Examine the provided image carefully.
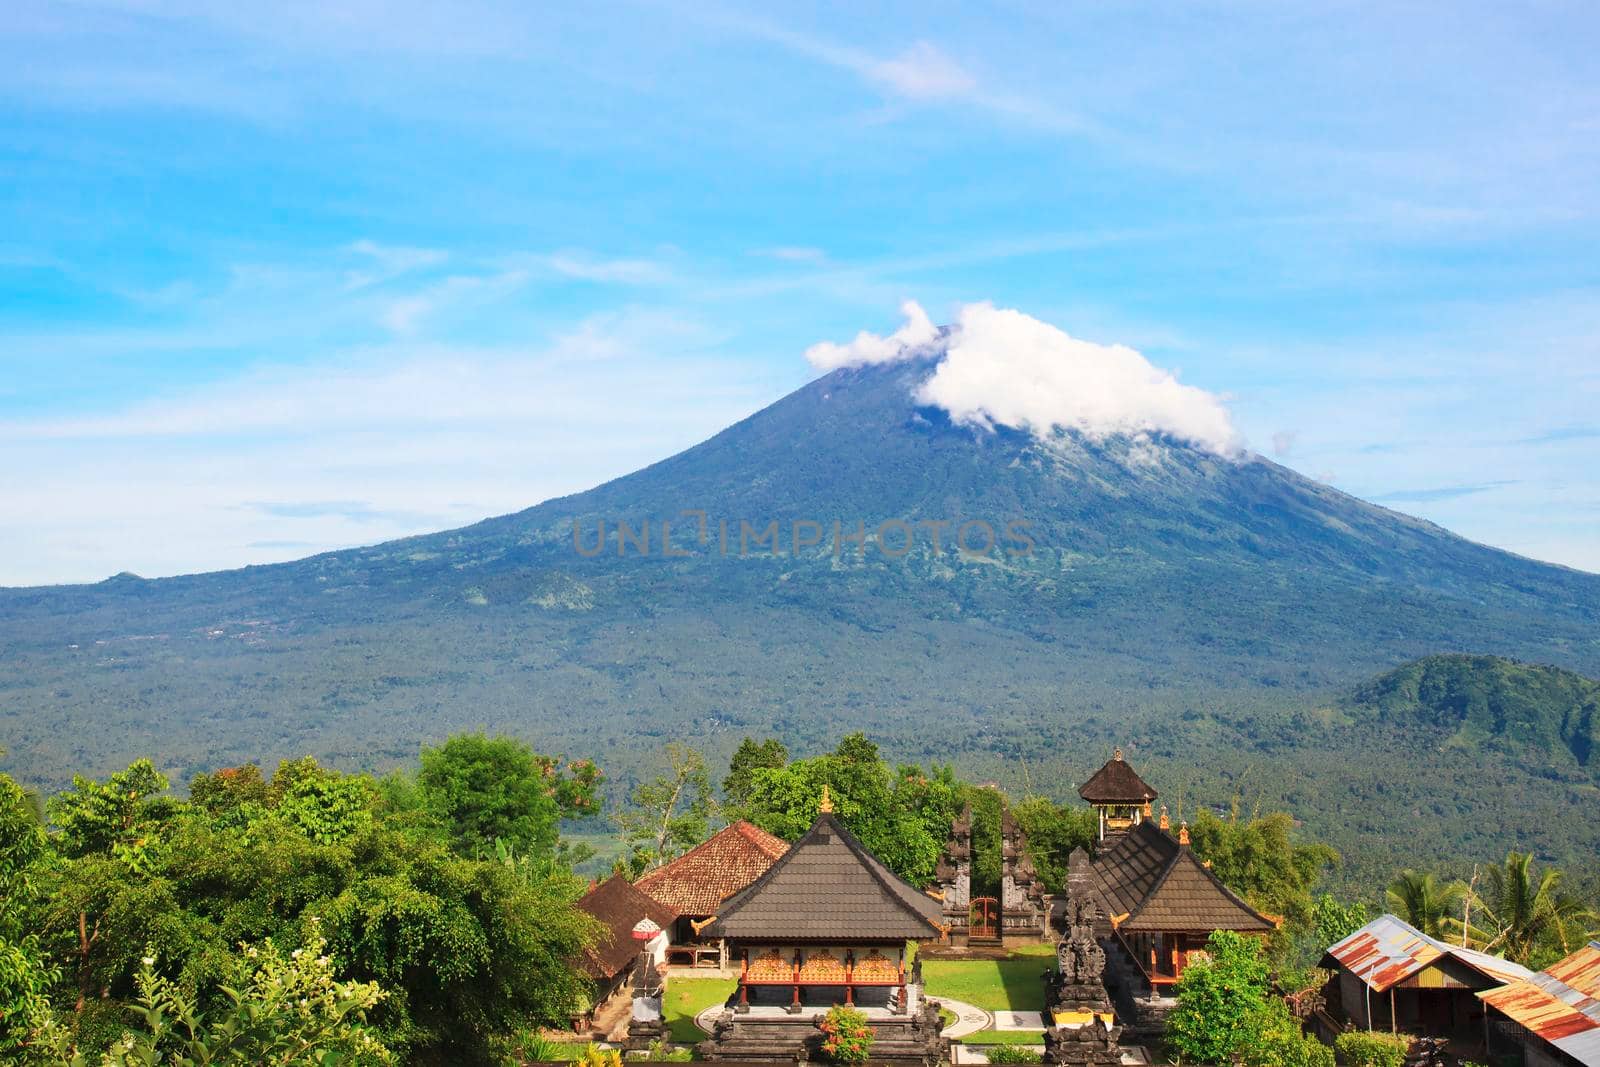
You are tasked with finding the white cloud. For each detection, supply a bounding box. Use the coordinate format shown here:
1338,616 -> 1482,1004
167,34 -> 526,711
804,299 -> 940,370
1271,430 -> 1297,457
867,41 -> 977,100
806,301 -> 1242,456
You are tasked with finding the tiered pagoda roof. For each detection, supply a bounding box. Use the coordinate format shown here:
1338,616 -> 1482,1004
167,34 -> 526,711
1078,748 -> 1157,805
706,811 -> 943,942
633,820 -> 789,917
1090,819 -> 1275,934
575,875 -> 679,980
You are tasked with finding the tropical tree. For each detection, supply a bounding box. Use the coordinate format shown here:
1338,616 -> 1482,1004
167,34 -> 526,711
1385,870 -> 1468,940
722,738 -> 787,807
1477,852 -> 1597,966
617,743 -> 718,873
418,734 -> 600,859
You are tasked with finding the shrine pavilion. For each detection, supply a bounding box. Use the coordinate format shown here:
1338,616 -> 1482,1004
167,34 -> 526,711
1089,810 -> 1276,991
696,788 -> 946,1064
1078,748 -> 1157,842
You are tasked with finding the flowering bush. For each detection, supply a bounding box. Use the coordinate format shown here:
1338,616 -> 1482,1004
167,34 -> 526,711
816,1004 -> 873,1065
81,920 -> 391,1066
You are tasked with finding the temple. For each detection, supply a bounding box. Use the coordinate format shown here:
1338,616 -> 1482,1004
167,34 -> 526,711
696,790 -> 946,1064
1078,748 -> 1157,842
633,820 -> 789,968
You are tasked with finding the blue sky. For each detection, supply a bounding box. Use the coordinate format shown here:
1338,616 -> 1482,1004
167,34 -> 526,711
1,0 -> 1597,585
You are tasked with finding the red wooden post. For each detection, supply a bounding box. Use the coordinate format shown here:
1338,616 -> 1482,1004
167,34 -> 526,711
739,950 -> 749,1007
792,954 -> 801,1008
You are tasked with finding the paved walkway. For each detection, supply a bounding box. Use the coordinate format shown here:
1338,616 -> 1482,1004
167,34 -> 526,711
992,1009 -> 1045,1030
928,997 -> 991,1038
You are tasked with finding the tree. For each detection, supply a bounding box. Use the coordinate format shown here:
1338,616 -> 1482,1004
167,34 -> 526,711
1386,870 -> 1468,940
1165,930 -> 1272,1064
1,772 -> 57,1056
1188,809 -> 1339,936
1010,796 -> 1095,894
418,735 -> 599,859
618,744 -> 717,871
1477,852 -> 1597,967
1312,892 -> 1370,947
723,738 -> 787,806
47,760 -> 170,860
1166,930 -> 1330,1066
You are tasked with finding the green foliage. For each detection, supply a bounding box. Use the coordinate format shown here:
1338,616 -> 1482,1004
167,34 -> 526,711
1347,653 -> 1598,770
816,1004 -> 872,1065
1476,851 -> 1598,967
418,734 -> 600,859
1385,870 -> 1467,940
1332,1030 -> 1409,1067
1166,931 -> 1301,1065
1,772 -> 58,1055
1009,796 -> 1095,894
1312,893 -> 1370,948
736,736 -> 959,885
723,738 -> 787,806
981,1044 -> 1043,1064
34,747 -> 602,1065
616,743 -> 717,873
45,923 -> 391,1066
1188,808 -> 1339,943
47,760 -> 170,860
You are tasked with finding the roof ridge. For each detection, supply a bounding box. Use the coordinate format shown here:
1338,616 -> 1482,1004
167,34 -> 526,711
635,820 -> 788,886
819,813 -> 943,931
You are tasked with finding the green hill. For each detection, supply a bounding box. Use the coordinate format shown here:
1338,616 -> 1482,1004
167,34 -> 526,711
1345,654 -> 1598,771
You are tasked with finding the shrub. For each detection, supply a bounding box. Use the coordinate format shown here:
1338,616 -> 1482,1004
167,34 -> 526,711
1333,1030 -> 1409,1067
817,1005 -> 873,1064
983,1045 -> 1043,1064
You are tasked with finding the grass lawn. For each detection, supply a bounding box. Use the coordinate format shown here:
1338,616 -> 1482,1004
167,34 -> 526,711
959,1030 -> 1048,1045
922,959 -> 1048,1012
663,977 -> 737,1043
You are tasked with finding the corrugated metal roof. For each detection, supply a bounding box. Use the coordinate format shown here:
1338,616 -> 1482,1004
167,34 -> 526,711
1481,942 -> 1600,1067
1323,914 -> 1533,993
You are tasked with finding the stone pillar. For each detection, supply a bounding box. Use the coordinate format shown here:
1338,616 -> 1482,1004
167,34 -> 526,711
934,804 -> 972,946
1001,808 -> 1045,945
1043,877 -> 1123,1066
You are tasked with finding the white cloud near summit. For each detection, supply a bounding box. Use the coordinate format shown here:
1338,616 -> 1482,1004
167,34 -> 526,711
807,301 -> 1242,456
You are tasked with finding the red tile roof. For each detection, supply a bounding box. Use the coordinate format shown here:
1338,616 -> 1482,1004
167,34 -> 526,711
576,875 -> 679,980
633,820 -> 789,917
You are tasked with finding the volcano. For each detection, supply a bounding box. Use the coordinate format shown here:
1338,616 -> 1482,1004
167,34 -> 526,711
3,354 -> 1598,887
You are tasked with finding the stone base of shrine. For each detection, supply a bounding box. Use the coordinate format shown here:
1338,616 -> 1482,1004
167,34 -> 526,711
696,997 -> 945,1065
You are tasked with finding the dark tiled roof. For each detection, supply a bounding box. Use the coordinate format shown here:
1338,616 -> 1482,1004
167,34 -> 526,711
1091,820 -> 1177,918
706,813 -> 943,942
1090,820 -> 1275,933
1078,752 -> 1157,804
634,821 -> 789,917
576,875 -> 679,980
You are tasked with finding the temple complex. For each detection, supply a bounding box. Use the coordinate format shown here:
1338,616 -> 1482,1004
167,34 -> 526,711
695,790 -> 946,1064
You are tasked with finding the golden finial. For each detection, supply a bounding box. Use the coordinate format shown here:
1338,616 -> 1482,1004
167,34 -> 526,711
1159,805 -> 1170,831
1142,800 -> 1152,817
819,784 -> 833,813
1178,822 -> 1190,846
1113,747 -> 1123,760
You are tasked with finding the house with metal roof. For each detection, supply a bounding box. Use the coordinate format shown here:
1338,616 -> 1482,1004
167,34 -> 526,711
1321,913 -> 1534,1052
1479,940 -> 1600,1067
695,790 -> 946,1064
1079,748 -> 1157,842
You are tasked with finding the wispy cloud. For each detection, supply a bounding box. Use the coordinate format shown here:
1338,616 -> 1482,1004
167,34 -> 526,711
1371,481 -> 1518,504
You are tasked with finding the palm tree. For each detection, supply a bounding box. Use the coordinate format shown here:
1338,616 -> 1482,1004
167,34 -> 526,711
1478,852 -> 1597,965
1386,870 -> 1468,939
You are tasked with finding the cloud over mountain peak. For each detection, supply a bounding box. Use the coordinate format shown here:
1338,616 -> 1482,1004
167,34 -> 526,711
806,301 -> 1242,456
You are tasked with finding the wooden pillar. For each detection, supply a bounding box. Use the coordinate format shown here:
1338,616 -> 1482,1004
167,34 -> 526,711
845,951 -> 854,1006
1390,988 -> 1397,1034
792,951 -> 801,1010
739,950 -> 749,1007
